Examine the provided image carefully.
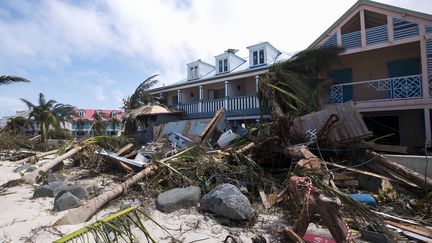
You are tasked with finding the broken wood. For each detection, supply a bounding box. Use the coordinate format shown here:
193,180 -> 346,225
279,176 -> 351,243
200,108 -> 225,144
372,143 -> 407,154
385,220 -> 432,238
236,142 -> 255,154
258,186 -> 270,209
368,150 -> 432,189
327,162 -> 398,183
277,227 -> 305,242
15,149 -> 58,164
54,147 -> 195,225
123,149 -> 139,159
115,143 -> 134,156
22,146 -> 82,184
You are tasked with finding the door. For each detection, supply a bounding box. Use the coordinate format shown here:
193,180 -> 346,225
330,69 -> 353,102
388,58 -> 421,98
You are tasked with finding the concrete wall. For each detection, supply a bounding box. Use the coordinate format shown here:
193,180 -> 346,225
383,154 -> 432,179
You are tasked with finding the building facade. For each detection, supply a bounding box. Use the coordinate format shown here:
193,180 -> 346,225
69,109 -> 123,136
311,0 -> 432,153
149,42 -> 290,127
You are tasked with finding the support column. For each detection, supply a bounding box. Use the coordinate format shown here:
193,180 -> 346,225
177,89 -> 182,109
336,28 -> 342,47
255,75 -> 260,109
198,85 -> 203,113
387,15 -> 394,43
224,81 -> 230,110
425,108 -> 431,143
420,26 -> 429,99
360,8 -> 366,48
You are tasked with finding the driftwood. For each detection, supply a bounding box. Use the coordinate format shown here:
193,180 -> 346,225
116,143 -> 133,156
285,145 -> 327,174
54,147 -> 195,225
368,150 -> 432,189
279,176 -> 351,243
277,226 -> 305,242
15,149 -> 58,164
200,108 -> 225,144
22,147 -> 82,184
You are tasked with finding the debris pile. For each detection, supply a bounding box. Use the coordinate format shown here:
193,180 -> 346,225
2,104 -> 432,242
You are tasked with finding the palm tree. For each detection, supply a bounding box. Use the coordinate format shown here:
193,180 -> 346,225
109,116 -> 120,135
20,93 -> 74,143
259,47 -> 343,117
91,110 -> 108,136
122,74 -> 159,111
123,75 -> 159,135
0,75 -> 30,85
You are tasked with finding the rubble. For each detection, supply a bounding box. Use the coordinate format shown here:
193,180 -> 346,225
54,192 -> 82,212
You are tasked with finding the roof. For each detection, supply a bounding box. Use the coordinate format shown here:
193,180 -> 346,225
124,103 -> 183,119
150,50 -> 292,93
73,109 -> 123,121
308,0 -> 432,49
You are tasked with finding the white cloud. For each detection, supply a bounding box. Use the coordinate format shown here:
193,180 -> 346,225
112,89 -> 125,105
0,96 -> 27,117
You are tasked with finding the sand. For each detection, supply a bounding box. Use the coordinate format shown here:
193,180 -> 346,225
0,159 -> 288,242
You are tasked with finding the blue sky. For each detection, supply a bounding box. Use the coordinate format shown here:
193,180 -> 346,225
0,0 -> 431,117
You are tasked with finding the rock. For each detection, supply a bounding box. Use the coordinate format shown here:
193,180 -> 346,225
33,181 -> 66,198
48,161 -> 64,173
54,184 -> 88,200
14,164 -> 36,173
54,192 -> 82,211
156,186 -> 201,213
200,184 -> 253,221
43,174 -> 67,184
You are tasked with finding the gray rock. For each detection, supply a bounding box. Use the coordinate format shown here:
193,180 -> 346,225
54,192 -> 82,211
54,184 -> 88,200
14,164 -> 32,173
43,174 -> 67,184
156,186 -> 201,213
33,181 -> 66,198
200,184 -> 253,221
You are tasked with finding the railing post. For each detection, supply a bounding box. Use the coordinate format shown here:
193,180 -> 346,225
198,85 -> 203,113
224,81 -> 230,110
177,89 -> 182,109
255,75 -> 260,109
360,8 -> 366,48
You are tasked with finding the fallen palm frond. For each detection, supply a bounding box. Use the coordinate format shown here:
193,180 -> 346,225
0,132 -> 34,151
54,206 -> 171,243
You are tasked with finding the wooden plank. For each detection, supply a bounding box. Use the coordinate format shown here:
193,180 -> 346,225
372,143 -> 407,154
258,186 -> 270,209
333,173 -> 355,181
385,220 -> 432,238
334,180 -> 358,187
200,108 -> 226,144
116,143 -> 134,156
327,162 -> 399,182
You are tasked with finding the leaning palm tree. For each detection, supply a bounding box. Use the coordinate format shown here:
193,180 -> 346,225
0,75 -> 30,85
91,110 -> 108,136
259,47 -> 343,117
20,93 -> 74,143
123,75 -> 159,135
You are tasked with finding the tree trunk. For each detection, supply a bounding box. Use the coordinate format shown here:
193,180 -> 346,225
15,149 -> 58,164
54,163 -> 159,226
22,146 -> 82,184
368,150 -> 432,189
54,146 -> 195,225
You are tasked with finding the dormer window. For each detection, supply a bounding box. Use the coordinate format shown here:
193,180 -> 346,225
78,110 -> 85,117
189,66 -> 199,79
218,59 -> 228,73
252,49 -> 265,66
187,60 -> 215,81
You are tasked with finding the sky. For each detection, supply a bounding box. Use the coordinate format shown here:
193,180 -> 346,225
0,0 -> 431,117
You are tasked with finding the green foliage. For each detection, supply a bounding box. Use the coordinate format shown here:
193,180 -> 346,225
20,93 -> 75,143
0,132 -> 34,151
54,206 -> 170,243
123,75 -> 159,111
48,128 -> 73,140
259,47 -> 343,116
0,75 -> 30,85
1,116 -> 28,134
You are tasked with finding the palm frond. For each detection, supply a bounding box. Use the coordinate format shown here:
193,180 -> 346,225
0,76 -> 30,85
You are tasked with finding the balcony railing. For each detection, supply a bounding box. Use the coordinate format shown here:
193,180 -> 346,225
229,95 -> 259,111
202,98 -> 224,113
178,102 -> 199,114
326,74 -> 422,104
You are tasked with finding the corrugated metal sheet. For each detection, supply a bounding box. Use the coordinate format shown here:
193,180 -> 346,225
293,101 -> 371,143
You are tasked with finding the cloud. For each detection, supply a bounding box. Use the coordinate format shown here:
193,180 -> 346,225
112,89 -> 125,104
0,96 -> 26,117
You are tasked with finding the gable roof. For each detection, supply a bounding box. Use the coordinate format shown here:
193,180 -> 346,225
308,0 -> 432,49
72,109 -> 123,121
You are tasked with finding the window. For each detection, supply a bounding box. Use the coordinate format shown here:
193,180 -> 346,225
78,110 -> 85,117
252,49 -> 265,66
111,111 -> 117,118
218,58 -> 229,73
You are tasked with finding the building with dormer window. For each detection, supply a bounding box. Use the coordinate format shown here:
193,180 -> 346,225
149,42 -> 290,125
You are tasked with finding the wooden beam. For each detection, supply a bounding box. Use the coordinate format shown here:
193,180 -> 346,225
116,143 -> 134,156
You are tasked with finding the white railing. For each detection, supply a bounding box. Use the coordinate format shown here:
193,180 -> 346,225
202,98 -> 224,113
229,95 -> 259,111
326,74 -> 422,104
178,102 -> 198,114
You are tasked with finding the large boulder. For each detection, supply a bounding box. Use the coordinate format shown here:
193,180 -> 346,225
33,181 -> 66,198
54,192 -> 82,211
54,184 -> 88,200
200,184 -> 253,221
156,186 -> 201,213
